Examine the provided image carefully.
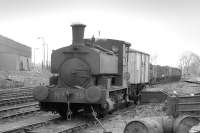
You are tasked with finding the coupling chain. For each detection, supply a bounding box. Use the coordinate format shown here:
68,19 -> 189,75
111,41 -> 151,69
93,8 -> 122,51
66,90 -> 72,120
91,106 -> 107,132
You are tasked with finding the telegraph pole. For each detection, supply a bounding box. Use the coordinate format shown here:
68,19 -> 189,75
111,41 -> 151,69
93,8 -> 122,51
34,48 -> 39,67
37,37 -> 46,69
46,42 -> 49,68
98,30 -> 101,37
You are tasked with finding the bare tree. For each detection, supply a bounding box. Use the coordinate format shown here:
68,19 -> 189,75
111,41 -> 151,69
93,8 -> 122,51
178,51 -> 200,77
150,54 -> 158,65
189,53 -> 200,75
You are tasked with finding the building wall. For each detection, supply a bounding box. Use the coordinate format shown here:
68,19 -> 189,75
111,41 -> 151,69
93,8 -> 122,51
0,35 -> 31,71
18,56 -> 31,71
0,53 -> 18,71
0,53 -> 31,71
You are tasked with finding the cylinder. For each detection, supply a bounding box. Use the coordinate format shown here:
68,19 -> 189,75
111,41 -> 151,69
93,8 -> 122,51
71,23 -> 86,48
173,115 -> 199,133
123,117 -> 164,133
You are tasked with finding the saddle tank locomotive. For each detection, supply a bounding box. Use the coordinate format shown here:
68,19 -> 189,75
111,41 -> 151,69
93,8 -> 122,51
33,24 -> 133,118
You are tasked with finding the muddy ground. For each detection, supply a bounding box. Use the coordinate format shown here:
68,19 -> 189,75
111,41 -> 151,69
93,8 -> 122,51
82,81 -> 200,133
0,71 -> 200,132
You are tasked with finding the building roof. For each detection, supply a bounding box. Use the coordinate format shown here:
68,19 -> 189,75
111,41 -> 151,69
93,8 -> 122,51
0,35 -> 31,57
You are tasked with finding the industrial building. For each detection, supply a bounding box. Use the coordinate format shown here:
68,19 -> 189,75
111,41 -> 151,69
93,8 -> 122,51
0,35 -> 31,71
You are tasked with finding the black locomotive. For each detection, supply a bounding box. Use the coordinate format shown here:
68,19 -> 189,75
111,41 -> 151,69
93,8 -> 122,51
32,24 -> 181,118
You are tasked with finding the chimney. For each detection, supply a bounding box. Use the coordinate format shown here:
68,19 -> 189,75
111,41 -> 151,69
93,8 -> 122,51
71,23 -> 86,48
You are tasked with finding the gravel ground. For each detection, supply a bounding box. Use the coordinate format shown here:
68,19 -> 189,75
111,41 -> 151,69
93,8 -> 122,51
0,111 -> 51,124
81,103 -> 166,133
0,76 -> 199,132
151,81 -> 200,96
0,112 -> 59,133
82,81 -> 200,133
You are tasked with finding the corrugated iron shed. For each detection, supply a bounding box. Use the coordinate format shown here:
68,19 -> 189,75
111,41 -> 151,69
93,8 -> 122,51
0,35 -> 31,71
0,35 -> 31,57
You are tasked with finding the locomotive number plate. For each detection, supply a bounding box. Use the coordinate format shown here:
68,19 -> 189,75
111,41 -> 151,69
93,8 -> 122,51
75,93 -> 84,99
53,92 -> 62,100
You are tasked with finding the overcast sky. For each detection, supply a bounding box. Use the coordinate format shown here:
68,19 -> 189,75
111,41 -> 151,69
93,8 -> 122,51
0,0 -> 200,67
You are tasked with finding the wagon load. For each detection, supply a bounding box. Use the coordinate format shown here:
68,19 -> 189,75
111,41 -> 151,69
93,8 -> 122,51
166,95 -> 200,117
140,88 -> 168,103
149,64 -> 181,85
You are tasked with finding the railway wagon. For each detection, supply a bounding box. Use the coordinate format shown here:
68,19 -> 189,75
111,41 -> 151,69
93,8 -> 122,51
149,64 -> 181,84
127,49 -> 150,101
171,67 -> 181,81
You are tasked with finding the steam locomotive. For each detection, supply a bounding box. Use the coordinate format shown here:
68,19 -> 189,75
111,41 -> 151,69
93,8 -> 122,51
32,24 -> 150,118
32,24 -> 180,118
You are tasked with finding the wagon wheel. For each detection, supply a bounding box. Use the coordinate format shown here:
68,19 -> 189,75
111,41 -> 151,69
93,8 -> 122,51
136,93 -> 141,105
57,106 -> 78,119
57,109 -> 67,119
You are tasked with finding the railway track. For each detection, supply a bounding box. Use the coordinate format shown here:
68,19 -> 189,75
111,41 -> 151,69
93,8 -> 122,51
0,87 -> 33,94
28,118 -> 89,133
0,106 -> 40,120
0,87 -> 39,120
0,114 -> 91,133
0,86 -> 34,106
0,114 -> 60,133
0,102 -> 38,113
0,96 -> 35,106
0,87 -> 94,133
0,104 -> 133,133
0,92 -> 33,100
0,87 -> 33,100
0,101 -> 39,120
3,82 -> 198,132
0,90 -> 33,97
